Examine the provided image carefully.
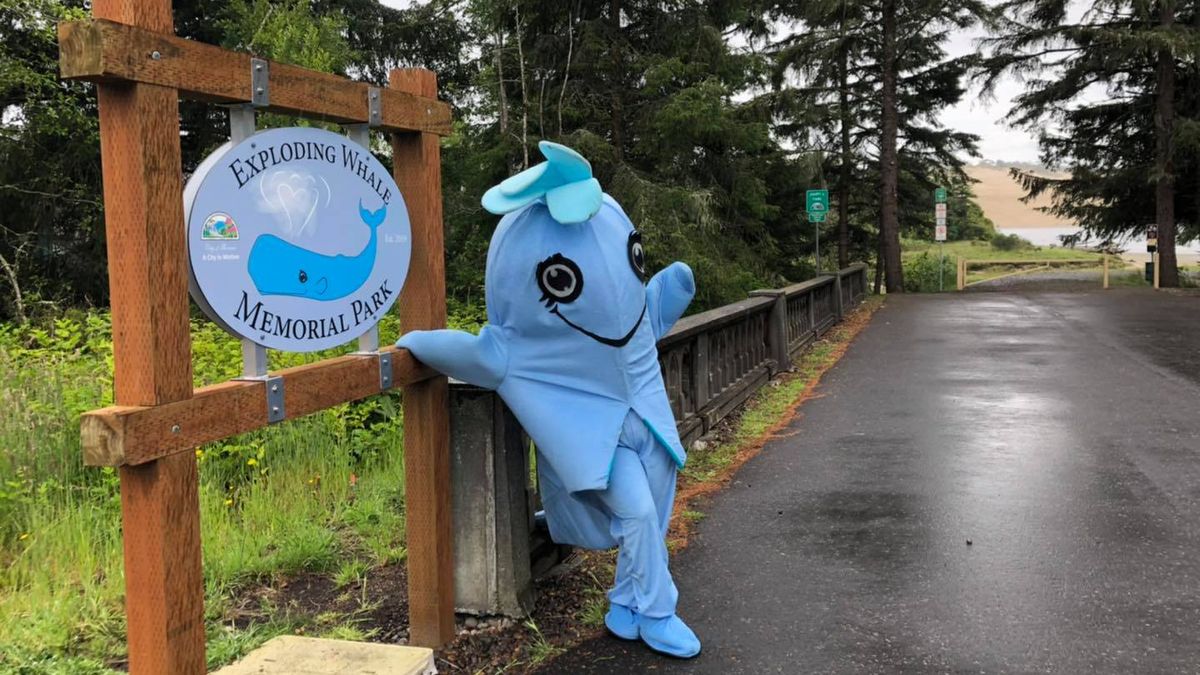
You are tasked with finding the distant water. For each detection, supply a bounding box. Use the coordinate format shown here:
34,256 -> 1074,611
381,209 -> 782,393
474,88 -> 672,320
999,226 -> 1200,255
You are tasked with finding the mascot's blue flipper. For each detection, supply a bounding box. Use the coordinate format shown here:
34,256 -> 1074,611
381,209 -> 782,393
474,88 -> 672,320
396,325 -> 508,391
646,262 -> 695,340
481,141 -> 602,224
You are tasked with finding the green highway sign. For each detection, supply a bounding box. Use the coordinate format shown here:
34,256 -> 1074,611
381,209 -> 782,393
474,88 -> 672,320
806,189 -> 829,217
934,186 -> 947,203
808,212 -> 826,223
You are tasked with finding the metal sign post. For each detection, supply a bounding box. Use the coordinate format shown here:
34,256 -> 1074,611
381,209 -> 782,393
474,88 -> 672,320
807,189 -> 829,273
1147,224 -> 1159,289
935,187 -> 947,291
815,219 -> 821,272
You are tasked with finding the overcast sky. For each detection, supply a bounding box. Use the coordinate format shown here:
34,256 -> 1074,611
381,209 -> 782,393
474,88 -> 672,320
943,27 -> 1041,164
379,0 -> 1043,164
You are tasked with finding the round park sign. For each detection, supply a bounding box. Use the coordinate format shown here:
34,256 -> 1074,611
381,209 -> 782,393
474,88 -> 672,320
184,127 -> 412,352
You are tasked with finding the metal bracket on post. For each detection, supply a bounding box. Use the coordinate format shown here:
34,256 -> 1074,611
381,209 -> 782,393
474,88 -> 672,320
379,351 -> 393,390
346,123 -> 370,149
265,376 -> 285,423
236,340 -> 285,424
250,58 -> 269,107
240,339 -> 268,379
368,87 -> 382,127
227,104 -> 256,143
357,326 -> 380,352
353,327 -> 393,392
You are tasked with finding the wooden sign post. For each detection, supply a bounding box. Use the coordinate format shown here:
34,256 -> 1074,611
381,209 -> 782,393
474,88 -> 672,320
59,1 -> 456,671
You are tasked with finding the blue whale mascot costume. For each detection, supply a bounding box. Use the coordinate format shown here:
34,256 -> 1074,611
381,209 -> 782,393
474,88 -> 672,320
398,141 -> 701,658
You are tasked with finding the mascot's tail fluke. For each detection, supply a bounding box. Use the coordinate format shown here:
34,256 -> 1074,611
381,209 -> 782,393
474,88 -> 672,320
481,141 -> 603,224
359,201 -> 387,229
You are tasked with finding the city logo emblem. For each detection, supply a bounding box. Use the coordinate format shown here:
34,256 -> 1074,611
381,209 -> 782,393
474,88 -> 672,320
201,212 -> 239,240
184,126 -> 412,352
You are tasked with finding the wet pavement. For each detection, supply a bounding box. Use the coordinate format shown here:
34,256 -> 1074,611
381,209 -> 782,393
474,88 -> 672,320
542,289 -> 1200,674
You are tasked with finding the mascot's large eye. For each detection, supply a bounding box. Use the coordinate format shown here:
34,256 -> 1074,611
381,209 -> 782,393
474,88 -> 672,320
535,253 -> 583,305
627,231 -> 646,280
298,270 -> 308,284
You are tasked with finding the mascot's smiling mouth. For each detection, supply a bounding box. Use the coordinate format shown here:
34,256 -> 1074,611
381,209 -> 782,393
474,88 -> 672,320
550,303 -> 646,348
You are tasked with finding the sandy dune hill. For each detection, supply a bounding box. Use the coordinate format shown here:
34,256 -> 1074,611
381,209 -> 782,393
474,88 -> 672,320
965,164 -> 1075,230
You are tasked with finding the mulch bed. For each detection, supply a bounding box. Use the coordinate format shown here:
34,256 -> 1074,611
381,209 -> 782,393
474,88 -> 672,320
229,550 -> 614,674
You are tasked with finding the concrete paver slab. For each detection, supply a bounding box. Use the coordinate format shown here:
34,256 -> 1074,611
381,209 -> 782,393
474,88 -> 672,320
214,636 -> 435,675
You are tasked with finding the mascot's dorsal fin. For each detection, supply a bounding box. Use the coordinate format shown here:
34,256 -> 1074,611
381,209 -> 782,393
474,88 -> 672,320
482,140 -> 603,224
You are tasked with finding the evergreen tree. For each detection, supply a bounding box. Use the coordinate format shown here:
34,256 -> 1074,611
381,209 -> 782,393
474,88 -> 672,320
981,0 -> 1200,286
448,0 -> 822,309
768,0 -> 988,292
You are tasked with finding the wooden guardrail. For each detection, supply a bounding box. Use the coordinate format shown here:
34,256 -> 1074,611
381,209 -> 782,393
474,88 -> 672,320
956,257 -> 1109,291
657,263 -> 868,445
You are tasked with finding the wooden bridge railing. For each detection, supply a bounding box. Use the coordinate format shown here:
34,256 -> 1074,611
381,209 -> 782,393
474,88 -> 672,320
657,263 -> 868,445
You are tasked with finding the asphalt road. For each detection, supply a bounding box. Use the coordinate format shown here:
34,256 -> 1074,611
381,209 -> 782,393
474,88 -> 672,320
542,289 -> 1200,674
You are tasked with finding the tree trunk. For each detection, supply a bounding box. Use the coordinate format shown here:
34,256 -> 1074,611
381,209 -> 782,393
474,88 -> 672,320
879,0 -> 903,292
514,3 -> 530,169
496,31 -> 509,136
0,248 -> 26,325
558,4 -> 576,137
1155,0 -> 1178,286
609,0 -> 625,161
873,221 -> 884,295
836,8 -> 851,270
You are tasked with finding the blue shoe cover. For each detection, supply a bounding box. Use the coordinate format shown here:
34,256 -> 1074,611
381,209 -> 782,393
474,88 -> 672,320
605,603 -> 639,640
637,614 -> 701,658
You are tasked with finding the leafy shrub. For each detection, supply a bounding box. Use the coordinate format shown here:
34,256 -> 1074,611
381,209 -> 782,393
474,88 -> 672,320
902,252 -> 956,293
990,232 -> 1033,252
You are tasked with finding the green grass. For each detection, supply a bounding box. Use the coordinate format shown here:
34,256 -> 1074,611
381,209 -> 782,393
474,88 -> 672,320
522,619 -> 565,666
902,238 -> 1101,262
0,305 -> 485,672
901,238 -> 1109,289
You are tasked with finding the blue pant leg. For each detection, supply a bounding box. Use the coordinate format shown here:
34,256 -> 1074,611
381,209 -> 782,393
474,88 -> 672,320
596,445 -> 679,619
637,420 -> 679,537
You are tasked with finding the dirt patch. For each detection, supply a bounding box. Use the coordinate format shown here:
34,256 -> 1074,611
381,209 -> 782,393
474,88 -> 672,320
229,564 -> 410,642
227,553 -> 611,673
435,553 -> 614,673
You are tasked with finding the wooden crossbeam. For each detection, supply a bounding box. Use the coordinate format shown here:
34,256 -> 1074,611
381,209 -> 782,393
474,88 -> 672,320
962,258 -> 1103,267
81,347 -> 436,467
58,18 -> 452,136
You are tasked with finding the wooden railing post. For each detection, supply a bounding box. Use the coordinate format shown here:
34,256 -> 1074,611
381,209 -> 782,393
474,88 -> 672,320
808,289 -> 817,339
833,272 -> 844,320
694,332 -> 711,413
390,68 -> 456,648
91,0 -> 205,672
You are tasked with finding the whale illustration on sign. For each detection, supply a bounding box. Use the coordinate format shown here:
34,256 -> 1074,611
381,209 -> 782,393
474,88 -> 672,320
246,201 -> 386,301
